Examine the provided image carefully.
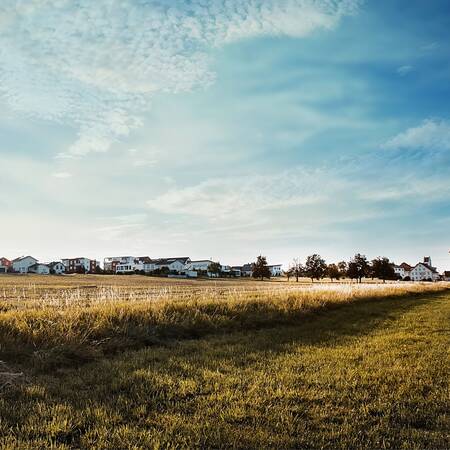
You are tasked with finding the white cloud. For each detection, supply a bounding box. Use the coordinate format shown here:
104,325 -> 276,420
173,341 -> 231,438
396,65 -> 413,76
147,167 -> 347,220
0,0 -> 360,157
382,119 -> 450,152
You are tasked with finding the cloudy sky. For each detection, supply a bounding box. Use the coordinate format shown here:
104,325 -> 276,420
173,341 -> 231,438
1,0 -> 449,270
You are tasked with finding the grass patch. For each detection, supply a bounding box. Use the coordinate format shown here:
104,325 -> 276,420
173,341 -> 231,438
0,283 -> 448,370
0,289 -> 449,448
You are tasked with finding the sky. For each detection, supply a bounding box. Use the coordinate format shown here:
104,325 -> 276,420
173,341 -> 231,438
0,0 -> 449,271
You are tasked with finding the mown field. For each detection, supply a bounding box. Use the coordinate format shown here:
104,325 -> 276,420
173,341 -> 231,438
0,275 -> 449,449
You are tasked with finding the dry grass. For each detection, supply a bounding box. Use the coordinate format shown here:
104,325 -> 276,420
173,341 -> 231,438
0,277 -> 448,449
0,275 -> 448,371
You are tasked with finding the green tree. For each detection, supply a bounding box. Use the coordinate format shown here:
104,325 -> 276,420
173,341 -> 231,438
326,263 -> 341,282
252,255 -> 271,281
337,261 -> 348,278
371,257 -> 395,283
348,253 -> 369,283
305,254 -> 327,282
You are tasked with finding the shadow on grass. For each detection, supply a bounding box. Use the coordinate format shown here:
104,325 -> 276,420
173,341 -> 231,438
1,291 -> 448,449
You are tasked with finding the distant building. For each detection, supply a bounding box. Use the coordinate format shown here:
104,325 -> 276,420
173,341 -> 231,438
104,256 -> 135,273
154,257 -> 191,274
393,262 -> 413,279
241,263 -> 253,277
62,257 -> 99,274
231,266 -> 242,277
49,261 -> 66,274
28,263 -> 50,275
410,258 -> 440,281
0,257 -> 11,274
443,271 -> 450,281
12,256 -> 38,273
268,264 -> 283,277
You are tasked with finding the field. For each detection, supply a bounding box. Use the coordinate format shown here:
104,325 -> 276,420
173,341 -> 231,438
0,275 -> 449,449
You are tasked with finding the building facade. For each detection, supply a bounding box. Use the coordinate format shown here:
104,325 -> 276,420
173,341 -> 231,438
12,256 -> 38,273
62,257 -> 98,274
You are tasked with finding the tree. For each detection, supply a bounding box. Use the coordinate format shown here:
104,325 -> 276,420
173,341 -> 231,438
252,255 -> 271,281
207,261 -> 221,278
337,261 -> 348,278
371,257 -> 395,283
348,253 -> 369,283
305,254 -> 327,281
326,263 -> 341,282
289,258 -> 304,282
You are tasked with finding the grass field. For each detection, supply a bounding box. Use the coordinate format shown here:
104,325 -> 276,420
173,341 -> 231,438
0,275 -> 449,448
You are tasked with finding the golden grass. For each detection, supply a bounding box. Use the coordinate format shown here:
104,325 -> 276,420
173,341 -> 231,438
0,275 -> 448,371
0,284 -> 448,449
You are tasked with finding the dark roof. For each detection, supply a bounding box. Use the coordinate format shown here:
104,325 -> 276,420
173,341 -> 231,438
28,263 -> 48,269
48,261 -> 64,268
154,257 -> 190,265
136,256 -> 153,264
12,256 -> 38,263
444,271 -> 450,277
400,262 -> 412,270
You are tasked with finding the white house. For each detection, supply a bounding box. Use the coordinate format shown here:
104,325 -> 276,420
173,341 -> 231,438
115,257 -> 159,274
28,263 -> 50,275
154,257 -> 191,273
49,261 -> 66,274
393,262 -> 412,279
12,256 -> 38,273
185,260 -> 214,272
104,256 -> 136,272
410,262 -> 439,281
268,264 -> 283,277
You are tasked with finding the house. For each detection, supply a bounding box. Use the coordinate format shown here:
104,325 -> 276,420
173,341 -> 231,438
49,261 -> 66,274
0,257 -> 11,274
11,256 -> 38,273
104,256 -> 135,272
268,264 -> 283,277
28,263 -> 50,275
393,262 -> 412,279
231,266 -> 242,277
185,260 -> 215,273
115,257 -> 157,274
154,257 -> 191,274
443,271 -> 450,281
136,257 -> 157,273
410,257 -> 440,281
62,257 -> 99,274
241,263 -> 253,277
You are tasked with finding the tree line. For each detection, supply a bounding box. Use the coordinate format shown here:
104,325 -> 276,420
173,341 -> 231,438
252,254 -> 396,282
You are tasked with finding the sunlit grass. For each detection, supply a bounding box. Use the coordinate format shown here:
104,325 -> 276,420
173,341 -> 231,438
0,276 -> 448,448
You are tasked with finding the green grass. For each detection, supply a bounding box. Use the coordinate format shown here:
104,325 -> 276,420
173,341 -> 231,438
0,289 -> 449,449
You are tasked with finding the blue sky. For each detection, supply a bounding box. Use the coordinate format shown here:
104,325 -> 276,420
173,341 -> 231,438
0,0 -> 449,270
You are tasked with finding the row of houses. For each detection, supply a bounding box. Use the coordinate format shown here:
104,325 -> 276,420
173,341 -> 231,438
393,257 -> 444,282
107,256 -> 282,278
0,255 -> 283,278
0,256 -> 99,275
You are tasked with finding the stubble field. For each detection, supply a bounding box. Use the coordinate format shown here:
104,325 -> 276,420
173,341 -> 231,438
0,274 -> 449,448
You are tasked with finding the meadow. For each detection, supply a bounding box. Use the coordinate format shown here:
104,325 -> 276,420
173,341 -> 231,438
0,275 -> 449,448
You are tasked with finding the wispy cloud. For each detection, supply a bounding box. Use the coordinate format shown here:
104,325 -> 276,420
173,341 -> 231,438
147,167 -> 348,220
396,65 -> 413,76
0,0 -> 360,158
382,118 -> 450,152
